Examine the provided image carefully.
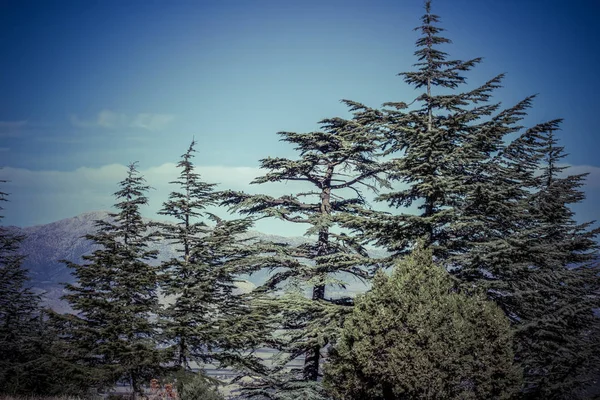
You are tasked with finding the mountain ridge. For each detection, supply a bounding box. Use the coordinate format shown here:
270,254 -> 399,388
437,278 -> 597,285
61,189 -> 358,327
7,211 -> 383,312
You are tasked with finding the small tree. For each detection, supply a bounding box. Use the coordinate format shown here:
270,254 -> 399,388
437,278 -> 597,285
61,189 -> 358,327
1,176 -> 92,397
156,140 -> 270,374
55,163 -> 168,397
0,177 -> 44,394
324,243 -> 522,400
155,140 -> 218,369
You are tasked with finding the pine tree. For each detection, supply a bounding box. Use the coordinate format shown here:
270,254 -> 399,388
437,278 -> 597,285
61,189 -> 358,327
342,0 -> 509,263
339,1 -> 600,397
222,102 -> 389,397
506,127 -> 600,398
0,176 -> 92,396
155,140 -> 269,375
323,243 -> 522,400
0,177 -> 44,394
449,115 -> 600,398
529,126 -> 599,269
449,115 -> 554,282
155,140 -> 218,369
54,163 -> 168,396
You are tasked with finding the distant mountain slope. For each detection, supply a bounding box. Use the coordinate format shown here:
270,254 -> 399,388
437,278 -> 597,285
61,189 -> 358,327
5,211 -> 387,312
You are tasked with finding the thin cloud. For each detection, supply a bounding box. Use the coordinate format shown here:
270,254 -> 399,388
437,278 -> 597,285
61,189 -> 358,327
5,162 -> 595,231
69,110 -> 175,131
130,113 -> 175,131
69,114 -> 102,129
0,162 -> 404,233
97,110 -> 128,129
0,120 -> 28,137
0,163 -> 263,228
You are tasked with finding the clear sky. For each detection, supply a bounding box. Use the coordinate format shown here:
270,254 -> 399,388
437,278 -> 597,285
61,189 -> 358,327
1,0 -> 599,236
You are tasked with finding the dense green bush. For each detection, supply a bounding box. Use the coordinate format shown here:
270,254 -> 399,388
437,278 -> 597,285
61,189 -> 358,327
175,372 -> 224,400
323,243 -> 522,400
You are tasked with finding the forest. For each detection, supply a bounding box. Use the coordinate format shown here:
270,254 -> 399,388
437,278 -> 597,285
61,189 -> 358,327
1,1 -> 599,399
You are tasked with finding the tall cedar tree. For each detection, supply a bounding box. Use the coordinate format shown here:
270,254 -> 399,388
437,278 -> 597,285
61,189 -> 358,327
324,242 -> 522,400
56,163 -> 168,396
0,178 -> 44,394
522,128 -> 600,398
155,140 -> 269,375
155,140 -> 218,369
465,124 -> 600,398
339,1 -> 549,268
222,103 -> 389,398
344,0 -> 495,260
339,1 -> 600,398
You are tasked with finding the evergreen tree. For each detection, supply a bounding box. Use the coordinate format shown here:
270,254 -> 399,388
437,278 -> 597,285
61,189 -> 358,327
176,371 -> 225,400
448,112 -> 600,398
529,126 -> 599,269
323,243 -> 522,400
0,177 -> 44,394
155,140 -> 218,369
222,102 -> 389,397
503,127 -> 600,398
340,1 -> 600,397
155,140 -> 269,375
362,0 -> 498,259
0,176 -> 92,396
27,313 -> 98,396
340,0 -> 518,266
54,163 -> 168,397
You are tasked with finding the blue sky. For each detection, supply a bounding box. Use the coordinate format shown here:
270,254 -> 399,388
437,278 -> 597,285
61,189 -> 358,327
0,0 -> 599,236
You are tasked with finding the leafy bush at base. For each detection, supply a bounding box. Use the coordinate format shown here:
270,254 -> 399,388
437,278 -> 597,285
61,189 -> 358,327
175,371 -> 224,400
324,243 -> 523,400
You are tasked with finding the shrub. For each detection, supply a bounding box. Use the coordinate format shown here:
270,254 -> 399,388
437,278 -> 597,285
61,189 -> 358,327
323,243 -> 522,399
175,372 -> 223,400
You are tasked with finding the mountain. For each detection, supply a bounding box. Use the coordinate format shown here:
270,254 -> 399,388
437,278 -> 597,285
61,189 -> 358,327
5,211 -> 387,312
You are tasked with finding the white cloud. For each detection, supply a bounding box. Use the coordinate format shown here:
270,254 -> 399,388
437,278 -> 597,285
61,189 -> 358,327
0,163 -> 267,229
0,162 -> 399,236
69,110 -> 175,131
130,113 -> 175,131
97,110 -> 128,129
7,161 -> 596,234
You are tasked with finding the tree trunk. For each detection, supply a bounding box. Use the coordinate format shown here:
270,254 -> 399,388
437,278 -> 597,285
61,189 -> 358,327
303,179 -> 332,381
179,336 -> 187,369
130,373 -> 138,400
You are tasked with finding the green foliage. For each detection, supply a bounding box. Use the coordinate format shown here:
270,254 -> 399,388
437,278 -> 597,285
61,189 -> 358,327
1,2 -> 598,399
324,243 -> 523,400
155,140 -> 271,374
348,0 -> 495,258
175,371 -> 224,400
0,177 -> 96,397
501,126 -> 600,399
0,178 -> 44,395
238,369 -> 331,400
53,163 -> 168,396
338,1 -> 600,397
446,103 -> 600,398
221,102 -> 391,391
